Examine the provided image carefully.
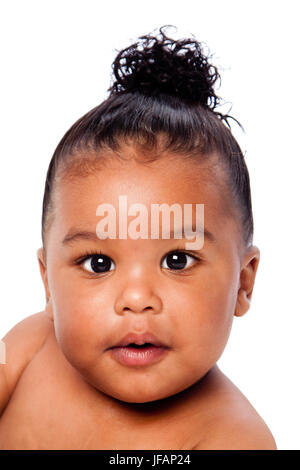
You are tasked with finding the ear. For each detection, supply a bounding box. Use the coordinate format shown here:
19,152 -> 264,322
37,247 -> 53,322
234,245 -> 260,317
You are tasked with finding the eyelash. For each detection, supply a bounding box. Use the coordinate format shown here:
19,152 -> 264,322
73,247 -> 202,276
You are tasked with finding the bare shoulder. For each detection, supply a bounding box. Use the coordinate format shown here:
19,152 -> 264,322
0,311 -> 53,414
194,366 -> 277,450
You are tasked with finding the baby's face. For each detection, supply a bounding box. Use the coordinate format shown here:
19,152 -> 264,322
39,147 -> 259,403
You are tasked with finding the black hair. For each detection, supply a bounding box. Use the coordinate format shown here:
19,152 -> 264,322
42,25 -> 253,248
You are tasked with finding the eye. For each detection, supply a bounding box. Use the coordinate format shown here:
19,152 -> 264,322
82,254 -> 115,274
161,251 -> 198,271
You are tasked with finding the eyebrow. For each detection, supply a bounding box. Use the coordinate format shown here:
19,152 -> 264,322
62,227 -> 216,245
62,230 -> 100,245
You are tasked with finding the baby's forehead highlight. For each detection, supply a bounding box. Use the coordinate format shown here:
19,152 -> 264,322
50,144 -> 240,244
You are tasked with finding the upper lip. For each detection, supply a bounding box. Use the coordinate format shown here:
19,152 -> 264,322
110,332 -> 168,349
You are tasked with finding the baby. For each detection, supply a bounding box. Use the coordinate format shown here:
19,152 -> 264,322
0,26 -> 276,450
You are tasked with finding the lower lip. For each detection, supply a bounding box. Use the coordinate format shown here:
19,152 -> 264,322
109,345 -> 169,367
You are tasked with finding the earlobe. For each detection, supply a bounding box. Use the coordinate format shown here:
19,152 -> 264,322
234,245 -> 260,317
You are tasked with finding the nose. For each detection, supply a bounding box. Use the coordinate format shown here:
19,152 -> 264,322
114,280 -> 163,316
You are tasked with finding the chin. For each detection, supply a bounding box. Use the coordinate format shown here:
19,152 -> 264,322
99,381 -> 179,404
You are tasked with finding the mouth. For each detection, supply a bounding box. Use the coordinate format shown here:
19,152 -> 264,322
107,333 -> 170,367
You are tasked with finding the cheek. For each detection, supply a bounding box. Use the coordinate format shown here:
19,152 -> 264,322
49,274 -> 115,362
170,270 -> 237,356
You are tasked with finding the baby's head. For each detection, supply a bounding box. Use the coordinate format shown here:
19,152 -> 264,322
37,26 -> 260,403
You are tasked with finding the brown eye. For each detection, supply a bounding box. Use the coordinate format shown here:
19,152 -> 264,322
82,254 -> 115,274
161,252 -> 197,270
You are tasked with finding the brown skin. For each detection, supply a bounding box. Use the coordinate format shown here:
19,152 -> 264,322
0,147 -> 276,449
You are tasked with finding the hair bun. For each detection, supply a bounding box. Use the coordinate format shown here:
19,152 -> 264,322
108,25 -> 221,110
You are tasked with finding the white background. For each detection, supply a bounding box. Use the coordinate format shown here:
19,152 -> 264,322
0,0 -> 299,450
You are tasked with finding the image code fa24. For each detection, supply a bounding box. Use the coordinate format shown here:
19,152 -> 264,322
108,454 -> 192,466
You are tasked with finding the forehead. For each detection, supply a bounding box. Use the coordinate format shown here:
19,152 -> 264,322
51,149 -> 239,243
